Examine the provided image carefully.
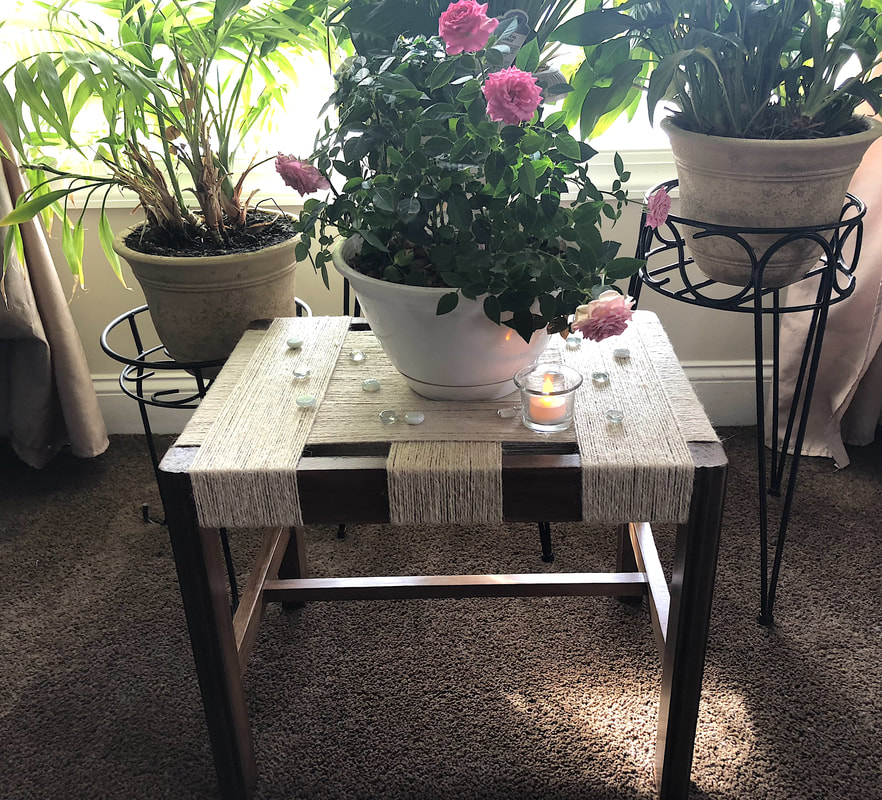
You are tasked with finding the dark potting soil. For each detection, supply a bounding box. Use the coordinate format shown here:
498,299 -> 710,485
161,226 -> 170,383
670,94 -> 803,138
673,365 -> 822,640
123,210 -> 297,258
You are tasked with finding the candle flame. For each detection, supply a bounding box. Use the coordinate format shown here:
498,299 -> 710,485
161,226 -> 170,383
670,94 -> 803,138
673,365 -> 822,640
542,373 -> 554,394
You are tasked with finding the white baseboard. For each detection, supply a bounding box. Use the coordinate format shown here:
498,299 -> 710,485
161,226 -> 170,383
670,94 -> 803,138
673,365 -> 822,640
94,359 -> 770,435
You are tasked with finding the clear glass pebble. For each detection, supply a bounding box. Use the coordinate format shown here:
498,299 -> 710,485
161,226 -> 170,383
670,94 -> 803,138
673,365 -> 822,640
362,378 -> 381,393
605,408 -> 624,423
404,411 -> 425,425
295,394 -> 316,408
379,409 -> 397,424
292,367 -> 312,380
286,337 -> 303,350
496,406 -> 519,419
613,347 -> 630,360
592,371 -> 610,386
566,335 -> 582,351
349,350 -> 366,363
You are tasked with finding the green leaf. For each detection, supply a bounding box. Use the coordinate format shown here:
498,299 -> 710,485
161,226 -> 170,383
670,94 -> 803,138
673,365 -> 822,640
35,53 -> 71,139
520,131 -> 545,154
405,126 -> 421,153
540,193 -> 560,219
517,159 -> 536,196
543,110 -> 568,131
97,209 -> 125,287
356,229 -> 389,252
0,81 -> 24,155
484,151 -> 506,187
0,189 -> 75,227
213,0 -> 251,29
467,95 -> 486,127
555,131 -> 582,160
446,194 -> 473,230
294,241 -> 310,261
483,294 -> 501,325
550,11 -> 635,47
61,216 -> 84,285
604,257 -> 644,280
396,196 -> 420,223
372,188 -> 396,212
538,293 -> 557,321
436,291 -> 459,315
515,39 -> 540,74
428,59 -> 457,90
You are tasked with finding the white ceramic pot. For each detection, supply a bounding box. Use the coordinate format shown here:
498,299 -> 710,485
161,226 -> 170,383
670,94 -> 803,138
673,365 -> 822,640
332,237 -> 549,400
663,116 -> 882,288
113,227 -> 298,364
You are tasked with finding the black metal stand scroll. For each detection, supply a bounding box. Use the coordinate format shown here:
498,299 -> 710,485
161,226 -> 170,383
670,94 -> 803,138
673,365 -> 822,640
100,302 -> 312,612
630,181 -> 865,625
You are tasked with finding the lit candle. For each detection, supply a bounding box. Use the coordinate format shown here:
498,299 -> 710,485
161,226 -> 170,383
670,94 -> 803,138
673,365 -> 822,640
528,373 -> 567,424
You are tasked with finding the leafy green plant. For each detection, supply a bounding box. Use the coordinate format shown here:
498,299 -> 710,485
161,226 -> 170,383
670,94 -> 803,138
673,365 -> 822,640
292,26 -> 641,343
0,0 -> 341,285
552,0 -> 882,139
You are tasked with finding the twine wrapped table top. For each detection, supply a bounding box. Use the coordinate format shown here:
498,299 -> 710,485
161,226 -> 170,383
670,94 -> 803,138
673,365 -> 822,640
176,311 -> 717,528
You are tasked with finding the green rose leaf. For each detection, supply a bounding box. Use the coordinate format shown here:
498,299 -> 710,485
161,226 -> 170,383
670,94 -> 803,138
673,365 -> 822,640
483,294 -> 501,325
436,291 -> 459,315
554,131 -> 582,160
484,150 -> 506,187
428,59 -> 457,90
515,39 -> 540,74
447,194 -> 473,229
517,159 -> 536,196
396,196 -> 421,223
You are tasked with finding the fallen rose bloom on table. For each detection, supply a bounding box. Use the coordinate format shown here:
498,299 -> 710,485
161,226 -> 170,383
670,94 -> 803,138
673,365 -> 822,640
571,291 -> 636,343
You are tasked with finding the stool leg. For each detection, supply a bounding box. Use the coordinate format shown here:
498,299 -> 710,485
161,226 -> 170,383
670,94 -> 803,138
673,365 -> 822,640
536,521 -> 554,562
160,450 -> 256,800
655,443 -> 726,799
616,523 -> 641,605
279,526 -> 308,610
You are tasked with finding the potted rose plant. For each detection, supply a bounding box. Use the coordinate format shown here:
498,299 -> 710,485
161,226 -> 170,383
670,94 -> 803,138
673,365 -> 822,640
286,0 -> 642,400
551,0 -> 882,287
0,0 -> 341,363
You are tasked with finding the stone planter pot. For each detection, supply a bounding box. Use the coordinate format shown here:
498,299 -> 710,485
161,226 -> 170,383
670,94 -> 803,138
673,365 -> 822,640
332,237 -> 549,400
662,116 -> 882,288
113,227 -> 298,364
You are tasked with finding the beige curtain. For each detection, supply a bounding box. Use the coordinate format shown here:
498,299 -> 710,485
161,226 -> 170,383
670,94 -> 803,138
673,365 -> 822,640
0,128 -> 108,468
769,137 -> 882,468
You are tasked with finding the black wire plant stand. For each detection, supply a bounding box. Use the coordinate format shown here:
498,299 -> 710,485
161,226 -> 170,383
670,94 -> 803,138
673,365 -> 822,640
629,180 -> 866,625
100,301 -> 312,612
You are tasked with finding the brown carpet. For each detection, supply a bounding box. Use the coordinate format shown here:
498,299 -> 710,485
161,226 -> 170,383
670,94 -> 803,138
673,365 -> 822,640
1,427 -> 880,800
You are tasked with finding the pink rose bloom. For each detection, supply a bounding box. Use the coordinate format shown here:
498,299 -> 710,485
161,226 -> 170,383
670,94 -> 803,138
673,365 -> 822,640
482,67 -> 543,125
275,154 -> 330,195
571,290 -> 635,343
646,187 -> 671,229
439,0 -> 498,55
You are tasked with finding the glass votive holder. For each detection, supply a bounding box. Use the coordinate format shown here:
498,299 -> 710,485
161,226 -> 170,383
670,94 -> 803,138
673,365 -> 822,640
513,365 -> 583,433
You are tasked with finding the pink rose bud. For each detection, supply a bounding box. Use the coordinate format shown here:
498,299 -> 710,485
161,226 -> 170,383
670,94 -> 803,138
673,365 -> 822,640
646,187 -> 672,230
571,290 -> 635,343
481,66 -> 543,125
275,154 -> 331,195
438,0 -> 499,55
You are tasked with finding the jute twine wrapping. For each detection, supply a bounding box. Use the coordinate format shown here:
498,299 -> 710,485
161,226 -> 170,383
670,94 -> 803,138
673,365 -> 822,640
187,316 -> 350,527
560,312 -> 716,523
388,442 -> 503,525
177,311 -> 716,527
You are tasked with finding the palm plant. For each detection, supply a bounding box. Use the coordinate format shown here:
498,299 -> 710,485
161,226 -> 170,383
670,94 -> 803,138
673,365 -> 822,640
0,0 -> 341,285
